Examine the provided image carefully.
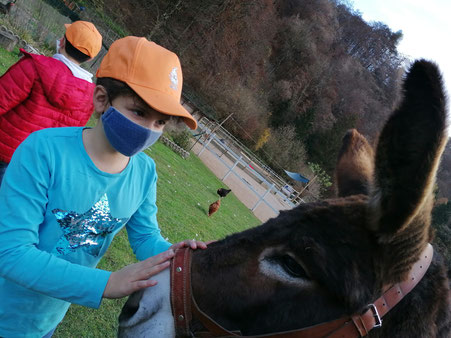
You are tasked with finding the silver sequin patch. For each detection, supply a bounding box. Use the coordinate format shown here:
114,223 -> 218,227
51,194 -> 129,256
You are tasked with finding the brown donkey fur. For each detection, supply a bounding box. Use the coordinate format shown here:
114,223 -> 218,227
120,60 -> 451,337
335,128 -> 374,198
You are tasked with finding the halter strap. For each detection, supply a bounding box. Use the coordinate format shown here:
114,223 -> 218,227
170,246 -> 193,336
170,244 -> 433,337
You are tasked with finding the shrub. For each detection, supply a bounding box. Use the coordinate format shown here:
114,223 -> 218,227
165,129 -> 192,151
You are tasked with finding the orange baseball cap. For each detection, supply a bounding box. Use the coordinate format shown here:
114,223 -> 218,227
64,21 -> 102,58
96,36 -> 197,130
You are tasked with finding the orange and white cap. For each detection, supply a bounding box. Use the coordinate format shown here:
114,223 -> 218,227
64,21 -> 102,58
96,36 -> 197,130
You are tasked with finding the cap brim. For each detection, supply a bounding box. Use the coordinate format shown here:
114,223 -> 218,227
127,82 -> 198,130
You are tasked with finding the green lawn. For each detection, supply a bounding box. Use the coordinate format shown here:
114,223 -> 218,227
0,46 -> 19,74
151,142 -> 261,241
0,47 -> 261,337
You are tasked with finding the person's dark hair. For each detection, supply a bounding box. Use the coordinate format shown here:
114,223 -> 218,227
96,77 -> 138,103
64,35 -> 91,63
94,77 -> 147,118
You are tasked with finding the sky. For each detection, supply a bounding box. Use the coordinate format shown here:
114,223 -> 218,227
351,0 -> 451,134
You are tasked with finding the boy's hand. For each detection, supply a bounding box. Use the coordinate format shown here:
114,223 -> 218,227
103,249 -> 174,299
169,239 -> 208,251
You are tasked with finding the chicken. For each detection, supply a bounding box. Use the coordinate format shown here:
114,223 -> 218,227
208,199 -> 221,217
217,188 -> 231,198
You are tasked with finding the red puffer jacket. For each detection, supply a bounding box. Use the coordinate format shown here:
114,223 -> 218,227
0,50 -> 95,163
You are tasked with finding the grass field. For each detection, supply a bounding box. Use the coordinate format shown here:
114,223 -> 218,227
0,47 -> 262,336
0,46 -> 19,74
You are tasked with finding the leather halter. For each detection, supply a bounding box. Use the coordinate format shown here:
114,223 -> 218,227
170,244 -> 433,337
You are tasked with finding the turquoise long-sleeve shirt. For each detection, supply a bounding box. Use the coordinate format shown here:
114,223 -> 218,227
0,127 -> 171,337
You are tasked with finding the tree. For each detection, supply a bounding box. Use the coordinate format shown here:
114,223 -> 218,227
308,162 -> 332,197
93,0 -> 412,195
254,128 -> 271,151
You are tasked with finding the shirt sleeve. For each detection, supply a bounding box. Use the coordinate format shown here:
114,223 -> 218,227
126,172 -> 171,261
0,132 -> 110,309
0,57 -> 36,115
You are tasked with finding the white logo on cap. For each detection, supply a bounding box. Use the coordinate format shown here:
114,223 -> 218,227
169,67 -> 178,90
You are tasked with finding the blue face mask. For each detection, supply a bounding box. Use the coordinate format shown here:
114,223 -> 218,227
101,106 -> 162,157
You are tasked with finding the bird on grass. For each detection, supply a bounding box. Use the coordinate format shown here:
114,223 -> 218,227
217,188 -> 231,198
208,199 -> 221,217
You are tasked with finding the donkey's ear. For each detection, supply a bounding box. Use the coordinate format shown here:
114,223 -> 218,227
335,129 -> 374,197
369,60 -> 448,235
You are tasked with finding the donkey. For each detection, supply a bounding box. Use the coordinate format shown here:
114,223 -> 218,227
118,60 -> 451,337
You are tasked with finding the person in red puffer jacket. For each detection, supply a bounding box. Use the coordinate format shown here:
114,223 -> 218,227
0,21 -> 102,184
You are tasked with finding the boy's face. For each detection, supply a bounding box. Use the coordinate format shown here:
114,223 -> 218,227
111,95 -> 170,132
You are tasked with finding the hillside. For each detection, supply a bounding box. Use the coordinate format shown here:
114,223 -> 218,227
75,0 -> 451,198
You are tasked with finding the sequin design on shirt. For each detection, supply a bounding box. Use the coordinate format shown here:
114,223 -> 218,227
51,194 -> 129,256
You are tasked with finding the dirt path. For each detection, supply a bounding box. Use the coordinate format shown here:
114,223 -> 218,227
192,142 -> 292,223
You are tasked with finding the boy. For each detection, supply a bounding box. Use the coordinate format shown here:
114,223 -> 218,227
0,36 -> 204,337
0,21 -> 102,183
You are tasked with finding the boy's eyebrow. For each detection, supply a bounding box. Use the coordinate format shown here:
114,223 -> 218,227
131,99 -> 148,111
134,101 -> 171,120
131,101 -> 153,114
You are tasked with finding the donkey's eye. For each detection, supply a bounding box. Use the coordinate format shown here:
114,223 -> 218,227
274,255 -> 308,279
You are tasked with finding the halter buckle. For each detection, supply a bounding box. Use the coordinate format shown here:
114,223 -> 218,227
368,304 -> 382,328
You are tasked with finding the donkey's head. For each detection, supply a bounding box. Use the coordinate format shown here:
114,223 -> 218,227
119,60 -> 450,337
189,60 -> 449,336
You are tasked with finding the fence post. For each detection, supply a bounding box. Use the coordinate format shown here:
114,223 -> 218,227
222,156 -> 242,181
292,175 -> 318,204
198,133 -> 215,156
251,183 -> 275,211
